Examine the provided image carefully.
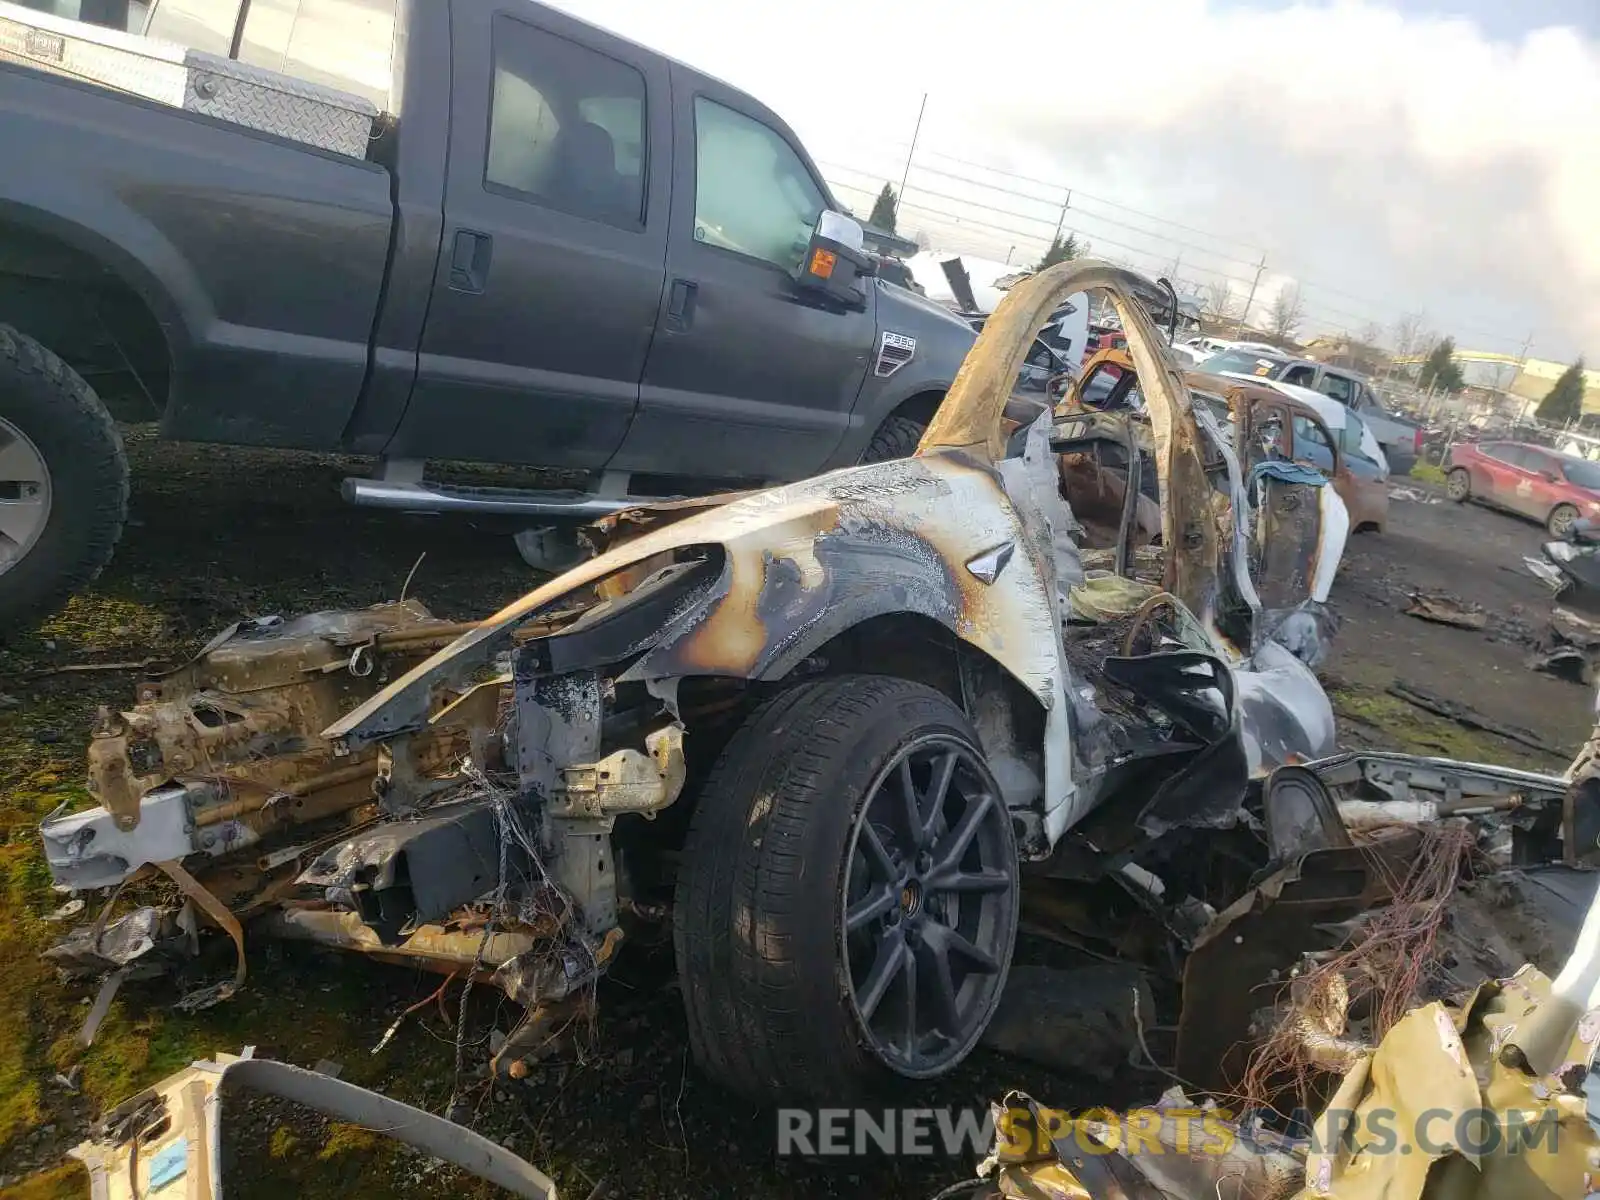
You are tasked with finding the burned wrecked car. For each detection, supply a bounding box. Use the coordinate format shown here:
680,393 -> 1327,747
40,261 -> 1344,1102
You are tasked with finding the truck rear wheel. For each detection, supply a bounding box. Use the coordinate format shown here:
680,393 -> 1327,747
0,326 -> 128,631
674,675 -> 1018,1102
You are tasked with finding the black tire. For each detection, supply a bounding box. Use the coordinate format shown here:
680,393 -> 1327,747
1548,503 -> 1580,538
0,325 -> 128,630
674,674 -> 1018,1103
1446,468 -> 1471,503
860,413 -> 927,463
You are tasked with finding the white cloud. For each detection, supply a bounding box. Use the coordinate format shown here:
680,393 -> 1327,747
548,0 -> 1599,359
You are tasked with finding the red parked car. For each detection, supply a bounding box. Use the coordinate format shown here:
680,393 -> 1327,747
1446,441 -> 1600,536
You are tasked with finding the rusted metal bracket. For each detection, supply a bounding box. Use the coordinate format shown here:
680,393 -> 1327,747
547,725 -> 686,824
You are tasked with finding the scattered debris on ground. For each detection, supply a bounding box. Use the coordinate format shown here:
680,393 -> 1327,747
1404,590 -> 1488,630
1528,606 -> 1600,684
1388,484 -> 1440,504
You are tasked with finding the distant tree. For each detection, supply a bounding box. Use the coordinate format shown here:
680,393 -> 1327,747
1035,233 -> 1081,271
1265,283 -> 1306,341
1203,279 -> 1240,323
1389,311 -> 1427,357
868,184 -> 898,233
1356,321 -> 1385,349
1536,359 -> 1588,425
1418,336 -> 1466,393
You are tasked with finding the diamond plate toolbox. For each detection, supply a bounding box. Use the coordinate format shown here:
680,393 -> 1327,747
183,51 -> 377,159
0,0 -> 378,159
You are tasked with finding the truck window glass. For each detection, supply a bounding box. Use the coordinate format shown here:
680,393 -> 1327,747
144,0 -> 241,54
1318,373 -> 1354,404
1204,349 -> 1285,376
486,18 -> 647,231
692,97 -> 823,272
1280,364 -> 1315,387
1292,415 -> 1335,466
236,0 -> 397,111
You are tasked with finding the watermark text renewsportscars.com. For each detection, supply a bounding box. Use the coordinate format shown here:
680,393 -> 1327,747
775,1104 -> 1563,1158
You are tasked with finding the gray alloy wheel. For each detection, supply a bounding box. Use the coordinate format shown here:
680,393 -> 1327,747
0,414 -> 51,573
840,732 -> 1017,1078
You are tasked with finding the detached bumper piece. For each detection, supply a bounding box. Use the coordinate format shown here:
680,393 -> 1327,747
70,1050 -> 559,1199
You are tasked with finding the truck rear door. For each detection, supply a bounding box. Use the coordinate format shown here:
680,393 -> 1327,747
390,3 -> 671,468
615,65 -> 876,483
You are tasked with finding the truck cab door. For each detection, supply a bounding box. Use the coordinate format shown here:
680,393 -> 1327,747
616,65 -> 876,484
1240,399 -> 1337,611
1314,370 -> 1358,409
392,4 -> 672,468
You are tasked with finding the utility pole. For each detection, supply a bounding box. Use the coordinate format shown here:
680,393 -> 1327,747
1050,189 -> 1074,247
1516,328 -> 1535,415
1234,254 -> 1267,337
895,93 -> 927,219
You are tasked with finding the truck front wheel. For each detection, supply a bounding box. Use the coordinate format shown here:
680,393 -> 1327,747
0,326 -> 128,631
674,675 -> 1018,1102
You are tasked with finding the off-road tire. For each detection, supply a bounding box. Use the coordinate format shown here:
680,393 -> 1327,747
1548,503 -> 1580,538
1446,468 -> 1471,503
0,325 -> 128,631
673,674 -> 1016,1103
861,413 -> 926,463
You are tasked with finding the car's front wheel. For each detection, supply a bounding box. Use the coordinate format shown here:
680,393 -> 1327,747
674,675 -> 1018,1102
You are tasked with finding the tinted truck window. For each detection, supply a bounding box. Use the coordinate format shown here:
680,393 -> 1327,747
486,18 -> 647,230
692,97 -> 823,272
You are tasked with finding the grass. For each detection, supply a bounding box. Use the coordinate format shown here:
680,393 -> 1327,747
1409,461 -> 1447,486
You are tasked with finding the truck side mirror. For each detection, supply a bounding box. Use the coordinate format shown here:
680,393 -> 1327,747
793,211 -> 871,309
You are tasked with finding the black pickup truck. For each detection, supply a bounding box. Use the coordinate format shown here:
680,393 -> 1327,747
0,0 -> 975,624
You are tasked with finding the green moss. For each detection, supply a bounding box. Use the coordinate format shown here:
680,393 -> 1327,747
1330,685 -> 1547,767
33,593 -> 169,656
318,1122 -> 381,1161
270,1127 -> 301,1159
0,1162 -> 87,1200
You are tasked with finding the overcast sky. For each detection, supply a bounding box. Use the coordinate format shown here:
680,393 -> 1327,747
548,0 -> 1598,363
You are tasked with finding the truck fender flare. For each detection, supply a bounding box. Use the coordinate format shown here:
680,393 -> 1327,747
0,197 -> 197,366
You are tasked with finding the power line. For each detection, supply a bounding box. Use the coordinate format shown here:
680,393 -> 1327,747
831,144 -> 1526,354
918,146 -> 1270,254
828,155 -> 1290,274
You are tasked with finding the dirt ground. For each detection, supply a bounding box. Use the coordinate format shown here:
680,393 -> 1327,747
0,434 -> 1592,1199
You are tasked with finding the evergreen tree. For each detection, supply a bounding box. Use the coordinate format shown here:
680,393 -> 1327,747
1418,337 -> 1466,393
868,184 -> 898,233
1035,233 -> 1080,270
1536,359 -> 1588,425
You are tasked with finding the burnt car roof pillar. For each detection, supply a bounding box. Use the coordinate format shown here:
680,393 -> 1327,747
919,259 -> 1222,622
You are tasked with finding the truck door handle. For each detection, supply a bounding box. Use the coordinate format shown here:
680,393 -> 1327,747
665,278 -> 697,332
449,229 -> 493,294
